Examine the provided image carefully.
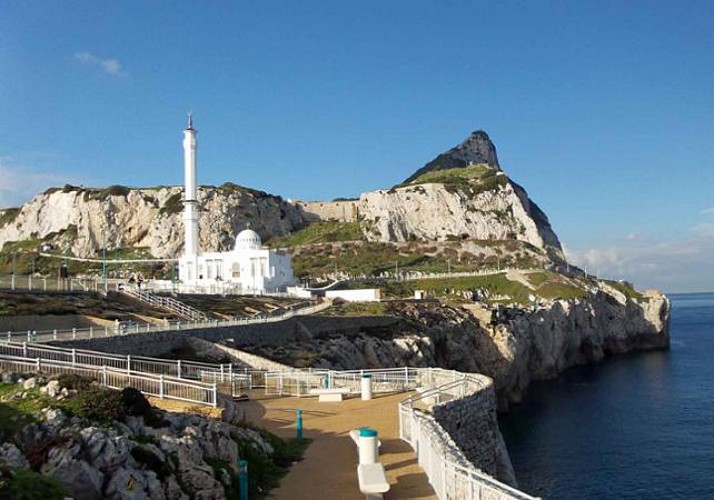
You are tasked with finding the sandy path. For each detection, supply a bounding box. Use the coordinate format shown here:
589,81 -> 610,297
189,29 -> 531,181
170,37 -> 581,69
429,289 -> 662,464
241,391 -> 436,500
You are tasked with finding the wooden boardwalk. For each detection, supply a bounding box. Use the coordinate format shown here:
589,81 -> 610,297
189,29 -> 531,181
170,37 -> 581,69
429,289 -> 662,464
241,391 -> 436,500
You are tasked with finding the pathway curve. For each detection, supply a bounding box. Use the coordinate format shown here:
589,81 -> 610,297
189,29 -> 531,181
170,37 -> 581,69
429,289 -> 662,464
242,391 -> 436,500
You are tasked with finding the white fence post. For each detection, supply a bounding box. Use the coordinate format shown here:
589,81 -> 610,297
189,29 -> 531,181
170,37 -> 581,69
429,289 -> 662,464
159,375 -> 165,399
72,328 -> 76,340
127,355 -> 131,375
22,342 -> 27,358
71,349 -> 76,366
36,357 -> 41,371
53,329 -> 57,340
177,360 -> 182,378
211,383 -> 218,407
102,365 -> 107,386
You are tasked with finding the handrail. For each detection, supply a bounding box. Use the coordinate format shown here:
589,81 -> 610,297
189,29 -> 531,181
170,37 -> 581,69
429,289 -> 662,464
0,341 -> 250,384
0,353 -> 218,407
1,300 -> 332,344
123,287 -> 208,321
398,372 -> 538,500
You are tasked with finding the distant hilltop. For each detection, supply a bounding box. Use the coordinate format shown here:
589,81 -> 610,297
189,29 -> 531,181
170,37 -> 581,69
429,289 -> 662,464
404,130 -> 500,184
0,130 -> 563,266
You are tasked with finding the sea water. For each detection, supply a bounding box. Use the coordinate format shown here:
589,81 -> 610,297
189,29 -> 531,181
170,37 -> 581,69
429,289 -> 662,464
499,293 -> 714,499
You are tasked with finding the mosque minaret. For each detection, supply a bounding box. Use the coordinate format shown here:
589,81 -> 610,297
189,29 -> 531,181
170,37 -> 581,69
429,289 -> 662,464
177,115 -> 297,293
182,114 -> 200,264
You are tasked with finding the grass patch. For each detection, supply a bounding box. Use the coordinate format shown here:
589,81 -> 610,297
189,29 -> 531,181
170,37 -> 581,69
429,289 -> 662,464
267,221 -> 364,247
0,385 -> 53,442
536,281 -> 588,300
603,280 -> 643,300
399,163 -> 509,196
0,466 -> 66,499
320,301 -> 389,316
526,271 -> 550,288
413,274 -> 531,303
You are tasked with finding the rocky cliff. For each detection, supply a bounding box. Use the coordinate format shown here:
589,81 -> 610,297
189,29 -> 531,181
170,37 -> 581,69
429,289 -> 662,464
0,130 -> 563,264
244,286 -> 670,410
404,130 -> 501,183
0,184 -> 306,258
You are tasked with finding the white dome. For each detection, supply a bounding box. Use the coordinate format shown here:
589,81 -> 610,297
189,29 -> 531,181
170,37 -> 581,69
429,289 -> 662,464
234,229 -> 262,251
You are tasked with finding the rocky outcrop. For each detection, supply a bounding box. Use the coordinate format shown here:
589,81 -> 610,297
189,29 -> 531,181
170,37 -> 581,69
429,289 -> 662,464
404,130 -> 500,183
0,184 -> 306,258
358,177 -> 562,256
0,375 -> 278,500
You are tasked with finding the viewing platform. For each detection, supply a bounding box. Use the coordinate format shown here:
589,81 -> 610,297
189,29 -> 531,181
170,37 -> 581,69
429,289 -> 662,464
242,390 -> 436,499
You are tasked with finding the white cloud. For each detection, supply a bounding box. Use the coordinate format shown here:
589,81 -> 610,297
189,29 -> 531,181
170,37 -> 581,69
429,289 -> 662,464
566,227 -> 714,293
701,207 -> 714,215
74,51 -> 125,76
0,158 -> 83,209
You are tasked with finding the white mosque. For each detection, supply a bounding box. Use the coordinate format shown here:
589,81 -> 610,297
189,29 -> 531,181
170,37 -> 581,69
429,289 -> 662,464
177,116 -> 297,294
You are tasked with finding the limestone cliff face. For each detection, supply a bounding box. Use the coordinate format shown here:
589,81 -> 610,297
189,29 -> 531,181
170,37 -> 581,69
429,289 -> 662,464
0,185 -> 306,258
358,177 -> 562,256
249,287 -> 669,410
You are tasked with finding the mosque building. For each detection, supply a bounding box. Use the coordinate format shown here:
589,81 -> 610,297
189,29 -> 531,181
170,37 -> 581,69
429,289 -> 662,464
177,116 -> 297,294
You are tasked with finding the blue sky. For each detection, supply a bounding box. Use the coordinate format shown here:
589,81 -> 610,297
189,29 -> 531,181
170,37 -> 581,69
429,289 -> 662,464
1,1 -> 713,292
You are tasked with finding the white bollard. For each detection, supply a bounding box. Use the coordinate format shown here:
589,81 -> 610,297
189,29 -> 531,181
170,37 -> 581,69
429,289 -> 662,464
358,428 -> 379,465
361,374 -> 373,401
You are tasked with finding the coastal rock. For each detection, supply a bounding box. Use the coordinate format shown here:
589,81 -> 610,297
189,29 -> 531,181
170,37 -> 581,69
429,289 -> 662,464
0,443 -> 30,468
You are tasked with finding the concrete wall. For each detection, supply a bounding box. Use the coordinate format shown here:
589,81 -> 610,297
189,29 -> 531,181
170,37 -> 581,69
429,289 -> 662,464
432,383 -> 500,477
324,289 -> 381,302
294,200 -> 359,222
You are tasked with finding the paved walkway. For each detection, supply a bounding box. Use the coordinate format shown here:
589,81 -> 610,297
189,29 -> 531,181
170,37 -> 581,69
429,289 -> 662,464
241,391 -> 436,500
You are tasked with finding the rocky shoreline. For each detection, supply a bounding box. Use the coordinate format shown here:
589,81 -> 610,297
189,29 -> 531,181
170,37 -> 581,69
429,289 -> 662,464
241,285 -> 670,411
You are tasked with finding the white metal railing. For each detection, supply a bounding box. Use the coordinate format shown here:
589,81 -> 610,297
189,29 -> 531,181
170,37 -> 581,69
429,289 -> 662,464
1,301 -> 331,344
122,287 -> 207,321
264,367 -> 421,396
0,341 -> 248,385
399,371 -> 538,500
0,353 -> 218,407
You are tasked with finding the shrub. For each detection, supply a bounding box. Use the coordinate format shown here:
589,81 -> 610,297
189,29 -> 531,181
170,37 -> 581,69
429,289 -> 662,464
0,465 -> 66,499
56,374 -> 94,391
62,387 -> 126,422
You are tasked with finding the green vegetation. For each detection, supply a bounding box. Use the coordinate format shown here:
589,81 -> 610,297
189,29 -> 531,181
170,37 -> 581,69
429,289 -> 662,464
603,280 -> 643,300
0,384 -> 53,441
0,208 -> 21,228
526,271 -> 549,288
267,221 -> 364,247
159,192 -> 184,216
399,163 -> 509,196
536,281 -> 588,300
413,274 -> 532,303
236,425 -> 311,499
320,301 -> 389,316
0,466 -> 66,499
81,185 -> 132,202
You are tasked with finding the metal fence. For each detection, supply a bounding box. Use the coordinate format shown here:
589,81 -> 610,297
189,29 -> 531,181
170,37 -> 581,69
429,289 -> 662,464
264,367 -> 422,396
398,371 -> 538,500
1,301 -> 331,344
0,354 -> 218,407
0,341 -> 252,390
